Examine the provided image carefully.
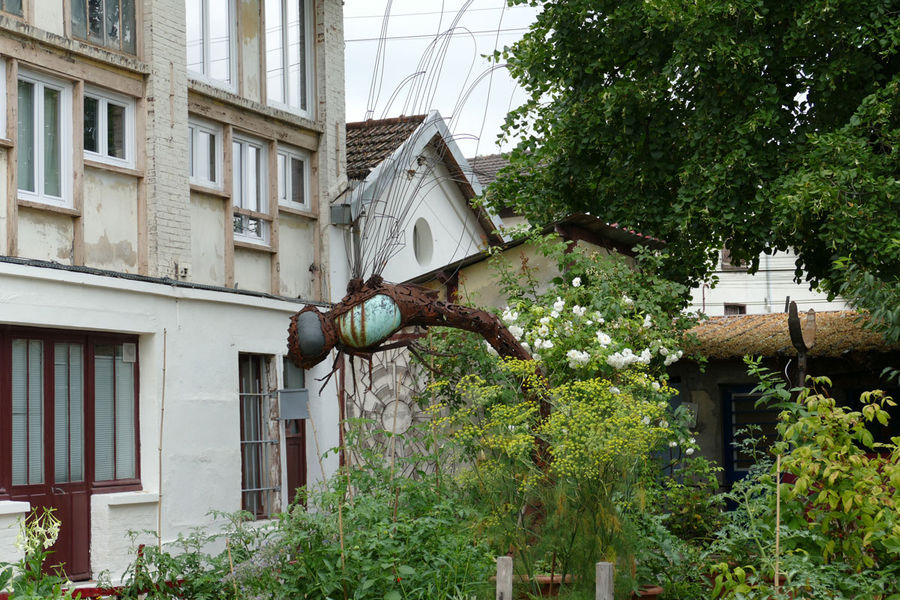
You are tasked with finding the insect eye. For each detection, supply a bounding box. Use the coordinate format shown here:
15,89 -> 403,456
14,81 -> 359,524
296,310 -> 326,357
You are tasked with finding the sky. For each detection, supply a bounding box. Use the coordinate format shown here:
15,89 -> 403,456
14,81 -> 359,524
343,1 -> 540,159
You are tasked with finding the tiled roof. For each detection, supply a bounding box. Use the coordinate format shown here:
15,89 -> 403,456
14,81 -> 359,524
468,153 -> 508,188
686,311 -> 896,359
346,115 -> 427,180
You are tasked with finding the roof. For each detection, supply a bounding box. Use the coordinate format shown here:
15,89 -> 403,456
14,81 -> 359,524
346,115 -> 427,180
468,153 -> 508,188
686,311 -> 897,359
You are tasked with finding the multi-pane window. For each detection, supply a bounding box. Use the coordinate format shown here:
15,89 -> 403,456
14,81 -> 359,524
5,331 -> 138,489
84,88 -> 134,167
239,354 -> 278,519
265,0 -> 312,116
0,0 -> 22,17
17,71 -> 72,207
188,118 -> 223,188
71,0 -> 137,54
276,146 -> 310,211
187,0 -> 234,86
233,136 -> 270,244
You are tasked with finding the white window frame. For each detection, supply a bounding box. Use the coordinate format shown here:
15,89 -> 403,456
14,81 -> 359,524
186,0 -> 237,91
83,86 -> 135,169
276,145 -> 310,211
232,134 -> 271,245
188,117 -> 223,189
0,60 -> 6,139
17,69 -> 73,209
265,0 -> 314,118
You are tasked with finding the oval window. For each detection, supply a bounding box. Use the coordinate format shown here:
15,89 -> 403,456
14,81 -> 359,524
413,218 -> 433,266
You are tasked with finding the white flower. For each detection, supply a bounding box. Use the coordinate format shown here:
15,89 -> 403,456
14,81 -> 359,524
539,316 -> 551,326
533,353 -> 541,361
566,349 -> 591,368
484,341 -> 498,357
537,325 -> 550,337
659,346 -> 669,356
677,350 -> 684,358
668,441 -> 678,448
638,348 -> 652,364
651,381 -> 661,391
572,305 -> 586,317
596,331 -> 612,347
623,295 -> 634,306
585,320 -> 593,326
502,307 -> 519,324
553,297 -> 565,312
685,447 -> 695,455
509,325 -> 524,340
609,386 -> 621,395
643,314 -> 652,328
539,339 -> 554,350
642,416 -> 651,425
689,437 -> 696,444
521,341 -> 531,352
592,311 -> 605,324
572,277 -> 582,287
550,310 -> 560,319
659,420 -> 668,428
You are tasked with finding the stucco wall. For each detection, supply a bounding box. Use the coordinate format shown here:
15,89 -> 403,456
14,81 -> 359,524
17,206 -> 74,263
83,168 -> 140,272
234,248 -> 272,292
0,263 -> 341,581
190,193 -> 227,286
32,0 -> 65,36
278,214 -> 317,298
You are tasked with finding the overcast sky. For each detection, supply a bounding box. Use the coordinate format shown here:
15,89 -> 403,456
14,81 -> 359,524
343,1 -> 540,159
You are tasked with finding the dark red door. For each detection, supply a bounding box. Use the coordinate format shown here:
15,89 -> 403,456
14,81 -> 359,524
8,338 -> 91,580
285,419 -> 306,504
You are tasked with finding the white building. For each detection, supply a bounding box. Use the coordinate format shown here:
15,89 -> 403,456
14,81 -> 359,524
0,0 -> 346,584
689,249 -> 849,316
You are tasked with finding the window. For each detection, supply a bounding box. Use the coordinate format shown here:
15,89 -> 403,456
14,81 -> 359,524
84,88 -> 135,168
724,303 -> 747,316
71,0 -> 136,54
188,118 -> 223,188
233,135 -> 270,244
0,0 -> 23,17
17,71 -> 73,207
186,0 -> 234,87
239,354 -> 278,519
721,247 -> 747,271
265,0 -> 313,116
276,145 -> 310,210
3,330 -> 139,488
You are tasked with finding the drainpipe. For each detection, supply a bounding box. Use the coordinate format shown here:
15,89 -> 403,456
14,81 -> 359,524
764,253 -> 774,313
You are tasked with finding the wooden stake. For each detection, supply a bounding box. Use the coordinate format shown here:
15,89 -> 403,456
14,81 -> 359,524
227,537 -> 238,599
775,454 -> 781,594
157,329 -> 167,551
496,556 -> 513,600
596,562 -> 614,600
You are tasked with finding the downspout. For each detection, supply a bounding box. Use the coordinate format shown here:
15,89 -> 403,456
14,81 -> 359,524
765,253 -> 774,313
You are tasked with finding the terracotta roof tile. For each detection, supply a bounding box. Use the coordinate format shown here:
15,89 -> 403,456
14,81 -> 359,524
686,311 -> 897,359
346,115 -> 427,180
468,153 -> 508,188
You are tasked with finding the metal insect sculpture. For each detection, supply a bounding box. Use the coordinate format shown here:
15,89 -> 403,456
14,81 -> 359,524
287,3 -> 534,389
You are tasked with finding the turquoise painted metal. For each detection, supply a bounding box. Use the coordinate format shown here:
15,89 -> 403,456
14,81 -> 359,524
336,293 -> 402,349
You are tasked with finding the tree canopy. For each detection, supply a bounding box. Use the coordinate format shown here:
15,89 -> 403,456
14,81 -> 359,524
491,0 -> 900,336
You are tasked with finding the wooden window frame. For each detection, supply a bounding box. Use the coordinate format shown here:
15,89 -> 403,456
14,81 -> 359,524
70,0 -> 138,56
0,326 -> 141,500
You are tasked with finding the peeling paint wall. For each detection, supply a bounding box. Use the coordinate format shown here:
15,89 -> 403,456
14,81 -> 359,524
239,0 -> 262,102
234,247 -> 272,292
18,207 -> 74,264
83,168 -> 139,272
190,193 -> 227,286
32,1 -> 65,36
277,214 -> 316,299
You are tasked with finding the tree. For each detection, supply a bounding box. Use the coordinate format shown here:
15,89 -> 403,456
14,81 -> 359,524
491,0 -> 900,337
